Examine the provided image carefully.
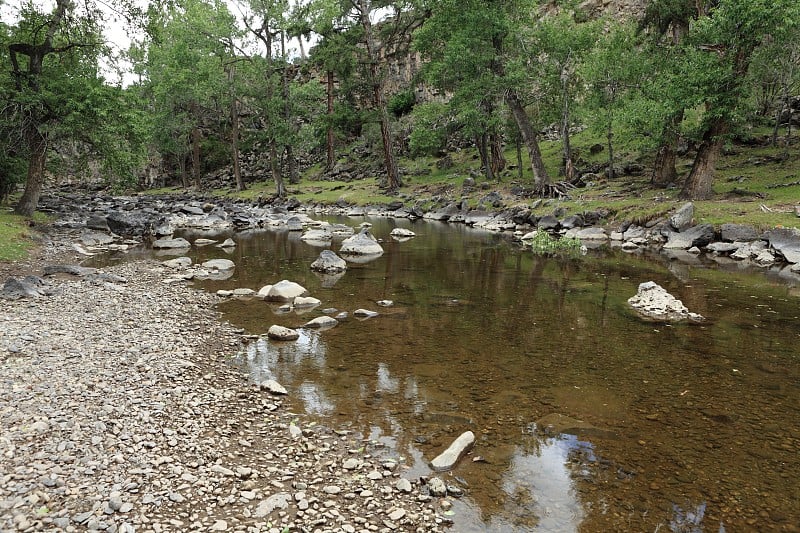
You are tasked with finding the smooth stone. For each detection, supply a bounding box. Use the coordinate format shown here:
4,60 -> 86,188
390,228 -> 416,238
310,250 -> 347,273
201,259 -> 235,270
162,257 -> 192,269
303,316 -> 338,329
669,202 -> 694,231
430,431 -> 475,472
354,309 -> 379,319
266,280 -> 309,302
427,477 -> 447,497
376,300 -> 393,307
216,238 -> 236,248
340,228 -> 384,255
232,288 -> 255,296
267,325 -> 299,341
153,237 -> 191,249
261,379 -> 288,395
396,479 -> 413,493
194,238 -> 217,246
293,296 -> 321,308
627,281 -> 704,322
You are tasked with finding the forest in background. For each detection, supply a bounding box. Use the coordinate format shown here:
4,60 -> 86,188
1,0 -> 799,217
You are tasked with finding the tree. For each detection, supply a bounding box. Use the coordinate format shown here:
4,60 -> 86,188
3,0 -> 106,216
679,0 -> 800,199
415,0 -> 551,190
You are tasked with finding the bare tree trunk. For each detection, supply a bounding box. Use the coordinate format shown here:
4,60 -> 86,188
281,31 -> 299,185
490,132 -> 505,181
680,119 -> 727,200
191,124 -> 201,189
515,137 -> 523,179
271,143 -> 285,198
227,64 -> 245,192
326,70 -> 335,172
561,79 -> 574,180
178,151 -> 189,189
14,129 -> 48,217
505,89 -> 549,189
651,112 -> 683,187
359,0 -> 402,190
476,134 -> 492,181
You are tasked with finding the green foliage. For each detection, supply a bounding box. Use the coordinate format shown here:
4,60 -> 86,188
526,231 -> 583,256
388,89 -> 416,117
409,102 -> 449,156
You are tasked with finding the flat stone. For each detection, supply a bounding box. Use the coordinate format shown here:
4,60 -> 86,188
261,379 -> 288,395
430,431 -> 475,472
293,296 -> 321,308
720,223 -> 759,242
162,257 -> 192,269
303,316 -> 338,329
663,224 -> 715,250
390,228 -> 416,238
153,237 -> 191,249
764,227 -> 800,263
354,309 -> 379,319
202,259 -> 235,270
254,493 -> 290,517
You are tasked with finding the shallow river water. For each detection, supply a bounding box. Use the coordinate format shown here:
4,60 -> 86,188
144,218 -> 799,532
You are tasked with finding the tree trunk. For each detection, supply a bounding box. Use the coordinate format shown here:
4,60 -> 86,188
191,117 -> 201,190
516,137 -> 523,179
178,151 -> 189,189
505,89 -> 549,189
14,129 -> 48,217
490,133 -> 505,181
561,80 -> 574,180
326,70 -> 335,172
606,122 -> 615,180
231,96 -> 244,191
271,143 -> 285,198
680,119 -> 728,200
651,111 -> 683,187
359,0 -> 402,190
281,31 -> 299,185
476,134 -> 492,181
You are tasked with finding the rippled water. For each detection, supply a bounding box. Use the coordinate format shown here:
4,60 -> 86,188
122,218 -> 800,531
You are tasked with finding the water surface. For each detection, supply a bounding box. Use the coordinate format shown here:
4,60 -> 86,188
134,218 -> 800,531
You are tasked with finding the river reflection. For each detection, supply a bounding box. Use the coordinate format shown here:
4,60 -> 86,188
122,217 -> 800,531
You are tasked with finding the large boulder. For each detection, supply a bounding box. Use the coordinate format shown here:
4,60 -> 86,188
627,281 -> 704,322
663,224 -> 715,250
153,237 -> 191,249
310,250 -> 347,273
106,211 -> 159,236
339,228 -> 384,256
720,223 -> 759,242
764,227 -> 800,263
1,276 -> 53,300
265,280 -> 309,302
669,202 -> 694,231
267,325 -> 300,341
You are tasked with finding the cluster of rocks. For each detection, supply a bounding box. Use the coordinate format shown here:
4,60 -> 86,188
1,261 -> 458,533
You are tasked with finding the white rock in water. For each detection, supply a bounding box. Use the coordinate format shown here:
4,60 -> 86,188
257,285 -> 273,299
376,300 -> 393,307
261,379 -> 288,395
293,296 -> 321,308
216,238 -> 236,248
194,238 -> 217,246
354,309 -> 379,319
430,431 -> 475,472
627,281 -> 704,322
232,288 -> 255,296
202,259 -> 235,270
340,228 -> 384,256
390,228 -> 416,238
310,250 -> 347,273
304,316 -> 338,329
266,280 -> 308,302
267,325 -> 300,341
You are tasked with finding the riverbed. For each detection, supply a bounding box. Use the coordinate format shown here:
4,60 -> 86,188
113,217 -> 800,532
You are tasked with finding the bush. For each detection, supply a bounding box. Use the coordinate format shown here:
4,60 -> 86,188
527,231 -> 583,255
388,89 -> 416,117
409,102 -> 449,157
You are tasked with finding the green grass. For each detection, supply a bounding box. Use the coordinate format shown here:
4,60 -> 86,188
0,209 -> 37,262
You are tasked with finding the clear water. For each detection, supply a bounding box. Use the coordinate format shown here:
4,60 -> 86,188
117,217 -> 800,531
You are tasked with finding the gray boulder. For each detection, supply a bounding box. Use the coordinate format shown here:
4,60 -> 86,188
663,224 -> 715,250
1,276 -> 53,300
720,223 -> 759,242
153,237 -> 191,249
537,215 -> 560,231
201,259 -> 235,271
627,281 -> 704,322
303,316 -> 338,329
340,228 -> 384,256
310,250 -> 347,274
390,228 -> 416,238
669,202 -> 695,231
43,264 -> 98,277
764,227 -> 800,263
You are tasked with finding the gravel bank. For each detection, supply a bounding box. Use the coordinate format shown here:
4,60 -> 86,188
1,257 -> 446,533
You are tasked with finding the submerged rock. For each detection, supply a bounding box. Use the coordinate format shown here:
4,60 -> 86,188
430,431 -> 475,472
627,281 -> 704,322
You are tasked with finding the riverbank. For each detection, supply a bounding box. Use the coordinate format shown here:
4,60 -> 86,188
0,245 -> 446,532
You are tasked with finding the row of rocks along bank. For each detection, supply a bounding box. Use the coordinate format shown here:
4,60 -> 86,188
0,239 -> 451,533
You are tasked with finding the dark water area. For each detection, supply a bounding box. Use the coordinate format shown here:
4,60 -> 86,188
107,218 -> 800,532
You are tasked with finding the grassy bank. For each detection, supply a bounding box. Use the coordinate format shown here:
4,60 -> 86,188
0,210 -> 37,262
